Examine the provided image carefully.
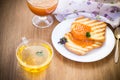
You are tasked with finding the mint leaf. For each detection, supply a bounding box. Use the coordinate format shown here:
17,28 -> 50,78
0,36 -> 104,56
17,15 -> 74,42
36,51 -> 43,56
86,32 -> 91,38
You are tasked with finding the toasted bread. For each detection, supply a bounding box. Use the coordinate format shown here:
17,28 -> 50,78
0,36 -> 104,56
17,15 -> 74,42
64,33 -> 103,55
71,16 -> 107,42
64,16 -> 107,55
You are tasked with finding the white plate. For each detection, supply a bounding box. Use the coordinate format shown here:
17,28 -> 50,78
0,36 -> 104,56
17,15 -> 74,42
51,19 -> 115,62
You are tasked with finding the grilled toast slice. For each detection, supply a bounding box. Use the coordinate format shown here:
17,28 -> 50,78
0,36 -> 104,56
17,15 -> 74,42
64,16 -> 107,55
71,16 -> 107,42
64,33 -> 103,55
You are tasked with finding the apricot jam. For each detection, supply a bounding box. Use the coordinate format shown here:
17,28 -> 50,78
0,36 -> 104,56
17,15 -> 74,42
69,23 -> 95,47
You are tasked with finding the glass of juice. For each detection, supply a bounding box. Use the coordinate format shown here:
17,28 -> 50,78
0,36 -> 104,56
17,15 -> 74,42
26,0 -> 58,28
16,37 -> 54,72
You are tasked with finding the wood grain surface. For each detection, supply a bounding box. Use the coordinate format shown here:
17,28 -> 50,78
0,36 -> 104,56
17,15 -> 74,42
0,0 -> 120,80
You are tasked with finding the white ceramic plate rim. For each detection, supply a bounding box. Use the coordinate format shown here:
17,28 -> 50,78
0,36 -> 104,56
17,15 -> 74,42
51,19 -> 115,62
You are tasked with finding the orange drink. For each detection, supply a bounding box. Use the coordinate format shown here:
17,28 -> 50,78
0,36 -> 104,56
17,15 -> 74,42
27,0 -> 58,16
26,0 -> 58,28
16,38 -> 54,72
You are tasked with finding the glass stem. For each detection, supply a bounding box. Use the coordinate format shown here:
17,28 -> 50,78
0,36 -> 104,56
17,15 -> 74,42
38,16 -> 49,25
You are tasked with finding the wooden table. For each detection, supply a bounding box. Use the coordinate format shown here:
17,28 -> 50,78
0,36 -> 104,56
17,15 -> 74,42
0,0 -> 120,80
